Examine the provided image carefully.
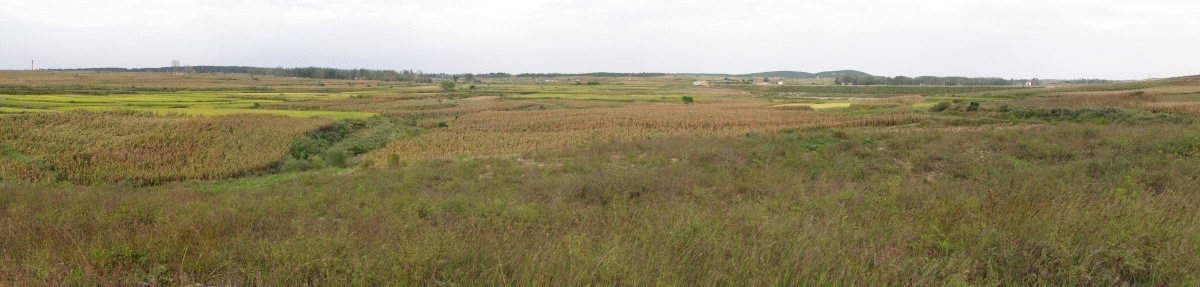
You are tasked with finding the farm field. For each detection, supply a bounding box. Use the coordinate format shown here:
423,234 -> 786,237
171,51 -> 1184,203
3,71 -> 1200,284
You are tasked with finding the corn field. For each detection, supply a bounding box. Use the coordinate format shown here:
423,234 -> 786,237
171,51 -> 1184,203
0,111 -> 330,184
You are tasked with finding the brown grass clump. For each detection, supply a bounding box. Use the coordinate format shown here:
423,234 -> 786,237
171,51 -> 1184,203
877,95 -> 925,105
0,111 -> 329,184
777,105 -> 815,111
849,95 -> 923,109
1141,102 -> 1200,117
0,156 -> 55,183
1011,91 -> 1161,108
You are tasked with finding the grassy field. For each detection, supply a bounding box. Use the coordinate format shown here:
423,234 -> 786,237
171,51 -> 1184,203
3,71 -> 1200,284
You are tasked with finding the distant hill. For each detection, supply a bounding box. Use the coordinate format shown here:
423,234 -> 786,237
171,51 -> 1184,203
736,71 -> 816,78
814,70 -> 872,78
732,70 -> 872,78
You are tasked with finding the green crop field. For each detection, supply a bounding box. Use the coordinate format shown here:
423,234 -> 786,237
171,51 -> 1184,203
3,70 -> 1200,285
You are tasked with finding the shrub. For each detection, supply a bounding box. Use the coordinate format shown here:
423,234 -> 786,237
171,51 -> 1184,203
966,102 -> 980,112
326,147 -> 349,167
290,137 -> 327,159
309,155 -> 328,169
280,156 -> 314,172
439,80 -> 456,92
681,96 -> 694,104
930,102 -> 952,112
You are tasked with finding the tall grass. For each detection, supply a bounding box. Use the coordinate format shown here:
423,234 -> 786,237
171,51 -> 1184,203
3,124 -> 1199,284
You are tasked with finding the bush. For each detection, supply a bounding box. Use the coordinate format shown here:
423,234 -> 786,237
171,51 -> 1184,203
930,102 -> 952,112
290,137 -> 328,159
309,155 -> 328,169
280,156 -> 315,172
439,80 -> 456,92
326,147 -> 349,167
966,102 -> 980,112
681,96 -> 694,104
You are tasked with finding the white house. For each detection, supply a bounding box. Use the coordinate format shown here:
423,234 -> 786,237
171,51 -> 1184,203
692,81 -> 709,86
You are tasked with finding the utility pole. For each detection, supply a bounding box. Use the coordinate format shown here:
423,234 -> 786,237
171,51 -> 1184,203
31,60 -> 34,70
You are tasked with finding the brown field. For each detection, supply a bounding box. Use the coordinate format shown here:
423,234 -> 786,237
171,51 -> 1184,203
0,155 -> 56,183
0,111 -> 330,184
374,100 -> 918,162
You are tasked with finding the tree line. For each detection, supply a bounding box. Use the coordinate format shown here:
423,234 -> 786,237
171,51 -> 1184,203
833,75 -> 1031,86
53,66 -> 433,82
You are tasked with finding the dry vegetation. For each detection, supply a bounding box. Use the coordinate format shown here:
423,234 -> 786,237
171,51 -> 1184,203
374,100 -> 918,162
0,111 -> 329,184
4,124 -> 1200,285
5,71 -> 1200,284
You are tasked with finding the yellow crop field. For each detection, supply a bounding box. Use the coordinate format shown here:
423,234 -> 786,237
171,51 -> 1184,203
0,92 -> 378,119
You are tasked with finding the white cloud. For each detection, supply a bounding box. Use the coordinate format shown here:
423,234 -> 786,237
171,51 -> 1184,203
1,0 -> 1197,79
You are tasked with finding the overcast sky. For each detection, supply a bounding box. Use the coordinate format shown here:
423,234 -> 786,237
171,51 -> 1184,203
1,0 -> 1197,79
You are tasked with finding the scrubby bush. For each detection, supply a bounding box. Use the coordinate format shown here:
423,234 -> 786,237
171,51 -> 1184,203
681,96 -> 694,104
290,137 -> 327,159
280,156 -> 315,172
309,155 -> 328,169
930,101 -> 952,112
966,102 -> 980,111
326,147 -> 349,167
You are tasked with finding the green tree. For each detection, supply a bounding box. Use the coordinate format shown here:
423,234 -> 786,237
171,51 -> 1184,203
439,80 -> 456,91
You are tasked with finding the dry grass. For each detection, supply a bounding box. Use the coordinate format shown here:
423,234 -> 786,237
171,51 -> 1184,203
776,104 -> 815,111
0,155 -> 55,183
3,124 -> 1200,285
374,101 -> 918,162
1008,91 -> 1161,108
1141,102 -> 1200,117
876,95 -> 924,105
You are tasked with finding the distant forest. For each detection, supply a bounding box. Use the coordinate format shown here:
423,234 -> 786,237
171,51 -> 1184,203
834,75 -> 1115,86
44,66 -> 1116,86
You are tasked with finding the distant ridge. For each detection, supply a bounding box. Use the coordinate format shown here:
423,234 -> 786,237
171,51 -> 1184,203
735,70 -> 872,78
736,71 -> 815,78
813,70 -> 872,78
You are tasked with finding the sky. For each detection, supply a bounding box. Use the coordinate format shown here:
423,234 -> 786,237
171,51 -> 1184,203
1,0 -> 1197,79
